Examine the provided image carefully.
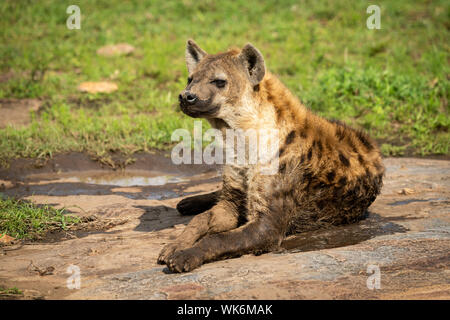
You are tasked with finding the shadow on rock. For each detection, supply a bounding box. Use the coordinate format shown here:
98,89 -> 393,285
133,205 -> 192,232
3,181 -> 194,201
281,212 -> 408,252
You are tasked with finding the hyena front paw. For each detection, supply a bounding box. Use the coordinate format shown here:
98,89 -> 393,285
177,196 -> 213,216
176,192 -> 218,216
167,248 -> 204,273
157,243 -> 186,265
176,197 -> 199,215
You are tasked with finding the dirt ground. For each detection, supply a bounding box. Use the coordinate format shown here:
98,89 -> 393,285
0,98 -> 42,129
0,153 -> 449,299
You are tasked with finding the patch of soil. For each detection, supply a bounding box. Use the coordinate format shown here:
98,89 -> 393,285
0,98 -> 42,128
0,70 -> 16,83
96,43 -> 135,57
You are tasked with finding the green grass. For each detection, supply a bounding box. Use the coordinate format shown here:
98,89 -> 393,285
0,197 -> 81,240
380,143 -> 406,156
0,0 -> 448,167
0,286 -> 23,300
0,286 -> 22,296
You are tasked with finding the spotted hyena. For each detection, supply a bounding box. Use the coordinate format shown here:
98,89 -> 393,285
158,40 -> 384,272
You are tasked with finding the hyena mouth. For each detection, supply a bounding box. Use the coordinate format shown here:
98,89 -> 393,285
179,98 -> 220,118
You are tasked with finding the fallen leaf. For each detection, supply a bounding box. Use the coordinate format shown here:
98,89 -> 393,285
0,233 -> 15,244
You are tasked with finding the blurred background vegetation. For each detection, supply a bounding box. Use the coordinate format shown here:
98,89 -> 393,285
0,0 -> 448,167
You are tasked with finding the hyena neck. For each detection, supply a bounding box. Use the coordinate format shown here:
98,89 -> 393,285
213,72 -> 314,142
224,72 -> 305,132
257,72 -> 311,139
207,118 -> 229,131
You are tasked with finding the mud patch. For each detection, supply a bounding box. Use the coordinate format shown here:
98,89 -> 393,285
0,151 -> 218,181
2,169 -> 218,202
34,170 -> 188,187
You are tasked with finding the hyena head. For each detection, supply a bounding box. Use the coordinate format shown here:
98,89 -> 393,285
179,39 -> 265,127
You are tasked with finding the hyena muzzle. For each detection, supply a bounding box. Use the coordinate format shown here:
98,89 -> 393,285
157,40 -> 384,272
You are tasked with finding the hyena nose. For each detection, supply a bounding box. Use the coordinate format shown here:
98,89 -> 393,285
186,92 -> 197,104
180,91 -> 197,105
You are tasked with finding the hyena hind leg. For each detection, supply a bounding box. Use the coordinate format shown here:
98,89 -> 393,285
176,190 -> 221,216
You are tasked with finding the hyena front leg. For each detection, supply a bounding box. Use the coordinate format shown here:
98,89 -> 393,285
157,201 -> 239,265
166,175 -> 288,272
176,190 -> 221,216
166,217 -> 283,272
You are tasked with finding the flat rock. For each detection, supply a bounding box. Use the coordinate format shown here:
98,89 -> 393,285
96,43 -> 135,57
0,157 -> 448,299
77,81 -> 118,94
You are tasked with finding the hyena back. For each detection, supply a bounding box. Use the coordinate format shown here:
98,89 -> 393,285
158,40 -> 384,272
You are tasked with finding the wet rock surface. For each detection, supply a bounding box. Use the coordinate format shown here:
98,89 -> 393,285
0,156 -> 448,299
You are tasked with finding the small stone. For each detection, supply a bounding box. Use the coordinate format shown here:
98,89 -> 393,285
78,81 -> 118,94
97,43 -> 135,57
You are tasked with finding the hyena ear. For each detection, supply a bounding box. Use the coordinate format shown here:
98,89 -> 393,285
185,39 -> 207,74
239,43 -> 266,86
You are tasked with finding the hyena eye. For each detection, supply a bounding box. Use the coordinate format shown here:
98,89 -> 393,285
187,77 -> 193,85
211,79 -> 226,88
